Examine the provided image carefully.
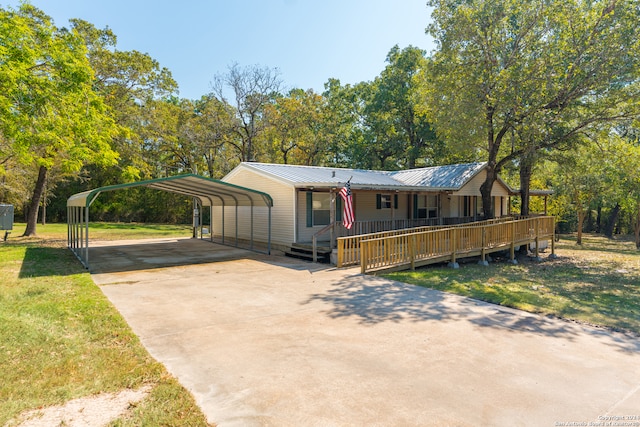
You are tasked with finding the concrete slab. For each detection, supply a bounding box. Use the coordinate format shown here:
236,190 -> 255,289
91,238 -> 640,426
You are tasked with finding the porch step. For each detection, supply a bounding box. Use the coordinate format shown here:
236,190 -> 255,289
284,243 -> 332,263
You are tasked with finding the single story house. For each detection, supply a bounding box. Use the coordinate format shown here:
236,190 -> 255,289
213,162 -> 514,251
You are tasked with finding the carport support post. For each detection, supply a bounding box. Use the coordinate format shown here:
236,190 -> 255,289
79,206 -> 83,259
250,201 -> 254,251
209,205 -> 214,242
268,205 -> 271,255
221,201 -> 225,245
67,206 -> 71,248
84,205 -> 90,268
235,204 -> 238,247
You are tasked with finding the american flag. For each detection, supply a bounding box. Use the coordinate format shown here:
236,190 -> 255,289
339,181 -> 355,230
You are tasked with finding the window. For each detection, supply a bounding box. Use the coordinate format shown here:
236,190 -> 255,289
379,194 -> 392,209
460,196 -> 479,218
307,192 -> 330,226
376,194 -> 398,209
416,195 -> 438,218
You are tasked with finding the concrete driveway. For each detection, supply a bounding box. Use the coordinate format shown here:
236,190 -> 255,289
90,238 -> 640,426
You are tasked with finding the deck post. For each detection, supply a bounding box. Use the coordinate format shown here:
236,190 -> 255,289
478,228 -> 489,266
509,220 -> 518,264
360,240 -> 367,274
549,216 -> 558,259
410,234 -> 416,271
534,218 -> 542,261
448,228 -> 459,269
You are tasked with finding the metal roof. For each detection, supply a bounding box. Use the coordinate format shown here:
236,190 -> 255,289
240,162 -> 402,189
67,174 -> 273,208
390,162 -> 487,189
236,162 -> 489,191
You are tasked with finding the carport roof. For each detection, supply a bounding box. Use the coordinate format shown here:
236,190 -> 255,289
67,174 -> 273,208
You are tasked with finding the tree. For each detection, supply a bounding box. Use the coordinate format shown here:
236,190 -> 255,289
212,63 -> 282,163
0,4 -> 119,236
600,133 -> 640,248
265,89 -> 331,165
322,79 -> 366,167
155,96 -> 237,178
373,45 -> 439,168
426,0 -> 640,218
553,141 -> 606,245
70,19 -> 177,183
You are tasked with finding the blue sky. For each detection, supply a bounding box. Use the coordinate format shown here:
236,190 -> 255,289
3,1 -> 435,100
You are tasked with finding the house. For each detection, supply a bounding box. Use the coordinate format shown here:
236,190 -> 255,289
213,162 -> 513,252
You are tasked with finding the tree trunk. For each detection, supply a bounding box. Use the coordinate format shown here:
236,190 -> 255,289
519,158 -> 533,216
603,203 -> 620,238
576,209 -> 585,245
41,174 -> 47,226
635,204 -> 640,250
23,165 -> 48,237
480,165 -> 496,219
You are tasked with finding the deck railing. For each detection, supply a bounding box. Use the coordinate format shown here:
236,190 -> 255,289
354,216 -> 555,273
336,216 -> 515,267
334,216 -> 481,238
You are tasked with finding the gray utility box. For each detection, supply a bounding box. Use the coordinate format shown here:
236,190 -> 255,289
1,204 -> 14,231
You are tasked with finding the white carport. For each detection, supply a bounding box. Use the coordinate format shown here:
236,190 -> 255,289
67,174 -> 273,269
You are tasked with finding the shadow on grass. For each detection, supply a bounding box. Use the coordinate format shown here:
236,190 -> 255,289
303,272 -> 640,354
19,246 -> 85,278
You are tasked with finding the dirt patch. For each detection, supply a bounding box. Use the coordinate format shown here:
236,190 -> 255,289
12,385 -> 152,427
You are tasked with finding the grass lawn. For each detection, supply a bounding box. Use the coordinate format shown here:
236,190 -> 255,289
0,222 -> 210,426
383,233 -> 640,335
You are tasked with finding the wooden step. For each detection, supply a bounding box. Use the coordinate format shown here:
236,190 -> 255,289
284,243 -> 332,263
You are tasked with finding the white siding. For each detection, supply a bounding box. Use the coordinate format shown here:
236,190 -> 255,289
215,167 -> 295,247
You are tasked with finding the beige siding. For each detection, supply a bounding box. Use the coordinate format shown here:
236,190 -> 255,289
495,196 -> 509,217
214,167 -> 295,247
297,190 -> 330,243
441,195 -> 456,217
296,190 -> 412,243
454,170 -> 511,197
353,191 -> 409,221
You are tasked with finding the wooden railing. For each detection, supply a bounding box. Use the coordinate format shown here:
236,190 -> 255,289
312,222 -> 335,262
355,216 -> 555,273
334,216 -> 482,238
336,217 -> 515,267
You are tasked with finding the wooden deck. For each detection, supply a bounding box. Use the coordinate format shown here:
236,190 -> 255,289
336,216 -> 555,273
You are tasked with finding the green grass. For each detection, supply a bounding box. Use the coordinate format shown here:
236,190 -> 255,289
11,221 -> 192,242
383,233 -> 640,335
0,223 -> 210,426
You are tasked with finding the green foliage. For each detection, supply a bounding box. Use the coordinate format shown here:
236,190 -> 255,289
4,0 -> 639,239
0,4 -> 125,235
1,5 -> 120,170
426,0 -> 640,217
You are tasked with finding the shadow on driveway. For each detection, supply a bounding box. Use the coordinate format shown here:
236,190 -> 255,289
305,273 -> 640,354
